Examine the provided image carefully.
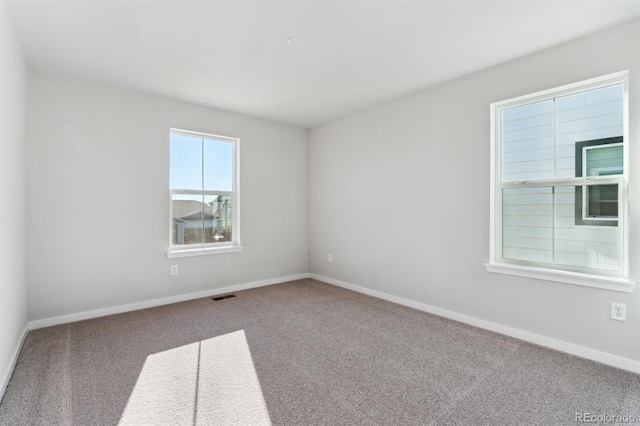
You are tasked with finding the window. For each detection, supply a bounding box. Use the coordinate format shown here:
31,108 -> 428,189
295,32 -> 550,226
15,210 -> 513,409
167,129 -> 241,258
574,137 -> 622,226
487,72 -> 633,292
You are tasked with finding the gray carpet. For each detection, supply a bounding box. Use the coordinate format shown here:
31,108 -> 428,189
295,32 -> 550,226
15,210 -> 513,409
1,279 -> 639,425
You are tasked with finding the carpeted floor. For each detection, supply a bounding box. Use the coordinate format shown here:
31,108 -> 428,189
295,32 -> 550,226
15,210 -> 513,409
1,279 -> 639,425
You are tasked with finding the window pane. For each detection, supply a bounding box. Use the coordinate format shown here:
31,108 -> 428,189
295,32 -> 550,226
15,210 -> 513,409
586,185 -> 618,218
585,145 -> 622,177
170,133 -> 203,190
555,185 -> 619,271
171,194 -> 207,246
204,195 -> 232,243
204,139 -> 233,192
502,187 -> 553,263
555,84 -> 624,179
501,100 -> 554,182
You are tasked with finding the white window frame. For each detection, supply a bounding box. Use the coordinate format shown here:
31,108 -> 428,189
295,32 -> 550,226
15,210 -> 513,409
486,71 -> 634,293
167,128 -> 243,258
581,143 -> 623,223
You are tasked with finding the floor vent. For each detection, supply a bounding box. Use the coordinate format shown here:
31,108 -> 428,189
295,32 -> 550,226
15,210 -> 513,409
212,294 -> 237,301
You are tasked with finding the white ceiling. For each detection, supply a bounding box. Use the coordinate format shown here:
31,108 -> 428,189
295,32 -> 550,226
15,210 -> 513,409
7,0 -> 640,128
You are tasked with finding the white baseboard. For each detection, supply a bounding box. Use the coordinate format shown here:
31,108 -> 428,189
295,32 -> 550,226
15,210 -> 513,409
29,273 -> 310,330
1,324 -> 29,403
309,273 -> 640,374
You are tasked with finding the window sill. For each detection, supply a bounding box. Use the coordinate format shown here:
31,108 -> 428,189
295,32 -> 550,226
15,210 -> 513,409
167,245 -> 244,259
484,262 -> 635,293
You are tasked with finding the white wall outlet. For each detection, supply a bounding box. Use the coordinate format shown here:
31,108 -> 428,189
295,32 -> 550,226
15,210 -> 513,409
327,254 -> 333,263
171,265 -> 179,276
611,302 -> 626,321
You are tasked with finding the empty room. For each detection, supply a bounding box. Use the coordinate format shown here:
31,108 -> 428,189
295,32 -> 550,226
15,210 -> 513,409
1,0 -> 639,424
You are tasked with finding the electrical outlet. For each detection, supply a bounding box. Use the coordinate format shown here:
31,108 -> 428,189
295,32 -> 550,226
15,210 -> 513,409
328,254 -> 333,263
171,265 -> 179,276
611,302 -> 626,321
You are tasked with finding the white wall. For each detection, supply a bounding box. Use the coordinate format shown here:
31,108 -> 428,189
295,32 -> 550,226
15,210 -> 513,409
309,20 -> 640,361
0,0 -> 28,396
27,70 -> 309,320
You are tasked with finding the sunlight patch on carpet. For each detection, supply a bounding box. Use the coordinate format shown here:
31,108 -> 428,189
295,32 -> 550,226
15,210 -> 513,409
119,330 -> 271,425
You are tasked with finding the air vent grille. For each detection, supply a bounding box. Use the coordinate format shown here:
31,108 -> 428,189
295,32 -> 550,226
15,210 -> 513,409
212,294 -> 237,301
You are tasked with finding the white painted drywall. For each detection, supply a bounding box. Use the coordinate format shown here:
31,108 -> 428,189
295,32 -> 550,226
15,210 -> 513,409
0,0 -> 28,395
26,71 -> 309,320
309,20 -> 640,361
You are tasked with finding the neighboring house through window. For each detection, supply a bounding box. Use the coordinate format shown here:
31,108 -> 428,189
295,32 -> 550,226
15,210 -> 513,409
167,129 -> 242,258
486,72 -> 633,292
